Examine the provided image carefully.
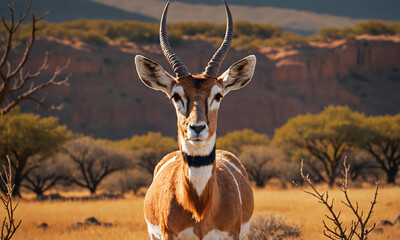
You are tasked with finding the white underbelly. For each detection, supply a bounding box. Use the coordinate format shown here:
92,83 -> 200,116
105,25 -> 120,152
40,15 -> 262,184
177,227 -> 231,240
145,216 -> 251,240
145,219 -> 252,240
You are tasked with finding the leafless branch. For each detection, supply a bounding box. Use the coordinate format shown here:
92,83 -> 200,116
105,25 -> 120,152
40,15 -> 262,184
293,158 -> 378,240
0,156 -> 22,240
0,0 -> 67,116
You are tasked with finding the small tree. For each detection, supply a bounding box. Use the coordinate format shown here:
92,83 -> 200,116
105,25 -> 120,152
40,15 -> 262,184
119,132 -> 177,176
103,169 -> 151,195
0,110 -> 70,196
273,106 -> 365,187
345,151 -> 381,182
358,114 -> 400,184
239,146 -> 280,187
133,148 -> 162,176
62,137 -> 130,194
217,129 -> 269,156
22,154 -> 70,199
0,0 -> 69,115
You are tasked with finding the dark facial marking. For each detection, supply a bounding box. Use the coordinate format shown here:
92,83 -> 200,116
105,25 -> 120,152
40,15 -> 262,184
205,98 -> 209,124
215,93 -> 223,102
193,78 -> 205,89
186,97 -> 190,117
172,93 -> 182,103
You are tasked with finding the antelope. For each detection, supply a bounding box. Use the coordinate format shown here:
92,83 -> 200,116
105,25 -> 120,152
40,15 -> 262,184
134,1 -> 256,239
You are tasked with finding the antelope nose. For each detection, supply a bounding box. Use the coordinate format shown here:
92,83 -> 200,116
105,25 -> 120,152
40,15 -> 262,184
189,122 -> 206,134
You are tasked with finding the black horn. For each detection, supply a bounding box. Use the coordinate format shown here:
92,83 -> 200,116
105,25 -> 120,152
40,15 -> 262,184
204,0 -> 233,77
160,1 -> 189,78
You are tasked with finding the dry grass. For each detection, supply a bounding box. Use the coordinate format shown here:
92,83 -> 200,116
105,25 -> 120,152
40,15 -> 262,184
4,186 -> 400,240
248,213 -> 301,239
254,186 -> 400,240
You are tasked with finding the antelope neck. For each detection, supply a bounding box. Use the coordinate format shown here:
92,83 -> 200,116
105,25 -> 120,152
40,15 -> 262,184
180,137 -> 216,197
179,139 -> 217,197
182,147 -> 216,167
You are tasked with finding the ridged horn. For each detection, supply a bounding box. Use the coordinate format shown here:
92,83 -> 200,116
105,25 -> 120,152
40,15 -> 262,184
160,1 -> 189,78
204,0 -> 233,77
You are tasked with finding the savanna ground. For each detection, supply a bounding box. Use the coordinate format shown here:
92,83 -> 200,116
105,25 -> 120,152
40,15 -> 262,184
5,186 -> 400,240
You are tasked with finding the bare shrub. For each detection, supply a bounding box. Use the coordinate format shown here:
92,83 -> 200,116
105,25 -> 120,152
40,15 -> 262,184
133,149 -> 162,176
239,146 -> 279,187
1,156 -> 21,240
240,145 -> 299,187
346,151 -> 383,183
217,129 -> 269,156
293,158 -> 378,240
248,213 -> 301,240
22,154 -> 71,199
102,169 -> 151,195
61,137 -> 131,194
119,132 -> 177,176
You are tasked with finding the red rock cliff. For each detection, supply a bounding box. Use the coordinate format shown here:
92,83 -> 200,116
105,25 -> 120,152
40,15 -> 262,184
19,36 -> 400,139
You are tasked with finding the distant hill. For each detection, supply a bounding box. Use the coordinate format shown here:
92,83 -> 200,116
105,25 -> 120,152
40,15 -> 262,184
2,0 -> 398,36
0,0 -> 157,23
92,0 -> 363,36
174,0 -> 400,21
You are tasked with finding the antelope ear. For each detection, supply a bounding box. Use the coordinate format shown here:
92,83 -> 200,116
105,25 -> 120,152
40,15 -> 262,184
135,55 -> 176,96
218,55 -> 256,94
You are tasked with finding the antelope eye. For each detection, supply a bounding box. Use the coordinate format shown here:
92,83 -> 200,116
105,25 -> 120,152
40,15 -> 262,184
171,93 -> 182,102
215,93 -> 223,102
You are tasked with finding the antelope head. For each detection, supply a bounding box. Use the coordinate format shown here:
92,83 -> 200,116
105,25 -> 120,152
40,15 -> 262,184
135,0 -> 256,157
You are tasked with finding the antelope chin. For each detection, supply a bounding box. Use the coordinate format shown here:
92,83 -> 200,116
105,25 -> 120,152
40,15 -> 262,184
180,133 -> 216,156
188,138 -> 207,143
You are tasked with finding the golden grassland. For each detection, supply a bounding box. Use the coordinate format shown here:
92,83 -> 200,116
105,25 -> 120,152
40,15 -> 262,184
6,186 -> 400,240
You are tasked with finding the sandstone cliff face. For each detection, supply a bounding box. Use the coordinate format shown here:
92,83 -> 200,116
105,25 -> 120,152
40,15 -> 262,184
20,37 -> 400,139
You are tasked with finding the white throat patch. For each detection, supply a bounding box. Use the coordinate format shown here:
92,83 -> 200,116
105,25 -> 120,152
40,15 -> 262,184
188,165 -> 213,196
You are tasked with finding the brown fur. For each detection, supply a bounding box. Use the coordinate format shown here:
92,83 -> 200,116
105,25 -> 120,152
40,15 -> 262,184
138,59 -> 256,238
173,75 -> 223,145
178,164 -> 216,222
144,150 -> 254,238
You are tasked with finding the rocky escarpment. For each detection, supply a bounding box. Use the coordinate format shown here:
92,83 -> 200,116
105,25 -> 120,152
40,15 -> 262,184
19,36 -> 400,139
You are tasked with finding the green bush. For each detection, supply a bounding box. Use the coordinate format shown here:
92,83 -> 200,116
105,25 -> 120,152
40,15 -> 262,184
354,20 -> 400,35
320,20 -> 400,40
81,31 -> 108,46
217,129 -> 269,155
320,27 -> 344,39
234,21 -> 282,38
